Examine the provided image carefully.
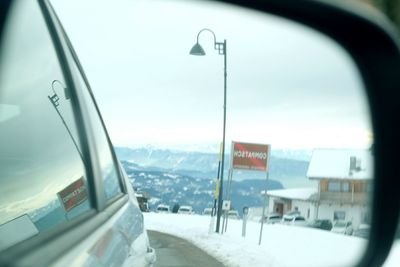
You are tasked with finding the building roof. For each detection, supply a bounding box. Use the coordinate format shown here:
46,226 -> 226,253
267,188 -> 317,201
307,149 -> 372,180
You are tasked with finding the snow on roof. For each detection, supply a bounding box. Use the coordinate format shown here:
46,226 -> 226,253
267,188 -> 317,201
307,149 -> 372,180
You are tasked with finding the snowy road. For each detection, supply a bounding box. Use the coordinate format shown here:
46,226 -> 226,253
147,230 -> 225,267
144,213 -> 368,267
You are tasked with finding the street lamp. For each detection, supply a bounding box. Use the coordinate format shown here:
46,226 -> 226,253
190,28 -> 227,233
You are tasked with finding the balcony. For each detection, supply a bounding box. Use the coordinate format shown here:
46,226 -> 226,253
317,192 -> 370,205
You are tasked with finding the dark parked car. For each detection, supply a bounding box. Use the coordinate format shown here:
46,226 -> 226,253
307,219 -> 333,231
353,224 -> 370,239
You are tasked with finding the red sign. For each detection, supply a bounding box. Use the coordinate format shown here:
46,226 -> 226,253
231,142 -> 270,171
57,177 -> 88,212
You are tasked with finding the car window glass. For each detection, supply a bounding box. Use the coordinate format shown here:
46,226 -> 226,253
68,58 -> 122,201
0,1 -> 91,251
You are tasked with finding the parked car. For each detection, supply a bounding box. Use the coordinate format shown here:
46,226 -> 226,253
178,205 -> 194,214
228,210 -> 240,220
281,213 -> 307,226
260,213 -> 282,224
331,221 -> 354,235
307,219 -> 333,231
135,191 -> 150,212
0,1 -> 155,266
156,204 -> 170,213
203,208 -> 213,216
353,224 -> 370,239
227,210 -> 240,220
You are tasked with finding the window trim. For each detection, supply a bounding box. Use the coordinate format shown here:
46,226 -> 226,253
38,0 -> 100,211
56,16 -> 128,204
43,0 -> 127,208
0,0 -> 130,264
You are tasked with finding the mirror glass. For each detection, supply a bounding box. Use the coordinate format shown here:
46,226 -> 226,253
53,0 -> 373,266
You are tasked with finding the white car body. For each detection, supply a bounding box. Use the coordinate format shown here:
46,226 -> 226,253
262,213 -> 282,224
178,206 -> 194,214
228,210 -> 240,220
203,208 -> 213,216
0,1 -> 156,266
281,214 -> 307,226
156,204 -> 170,213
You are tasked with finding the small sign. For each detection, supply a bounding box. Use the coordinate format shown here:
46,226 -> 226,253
243,206 -> 249,215
231,141 -> 270,171
57,177 -> 88,212
222,200 -> 231,211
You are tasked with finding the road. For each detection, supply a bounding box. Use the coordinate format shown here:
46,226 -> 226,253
147,230 -> 226,267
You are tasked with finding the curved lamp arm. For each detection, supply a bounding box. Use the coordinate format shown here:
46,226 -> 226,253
191,28 -> 225,55
196,28 -> 217,45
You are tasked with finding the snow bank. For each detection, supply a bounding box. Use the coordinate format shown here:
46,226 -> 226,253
143,213 -> 390,267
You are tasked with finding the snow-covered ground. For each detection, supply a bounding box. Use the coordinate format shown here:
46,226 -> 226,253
144,213 -> 400,267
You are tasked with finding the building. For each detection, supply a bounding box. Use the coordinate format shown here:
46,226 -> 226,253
308,149 -> 373,228
267,149 -> 373,228
267,188 -> 317,219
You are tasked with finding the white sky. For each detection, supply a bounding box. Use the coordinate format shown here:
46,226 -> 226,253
52,0 -> 372,151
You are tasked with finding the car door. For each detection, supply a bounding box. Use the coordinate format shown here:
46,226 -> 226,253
0,0 -> 155,266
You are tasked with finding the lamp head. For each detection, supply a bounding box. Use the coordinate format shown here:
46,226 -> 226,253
189,43 -> 205,56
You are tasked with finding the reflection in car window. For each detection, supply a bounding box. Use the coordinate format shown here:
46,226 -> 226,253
0,1 -> 91,250
68,57 -> 122,201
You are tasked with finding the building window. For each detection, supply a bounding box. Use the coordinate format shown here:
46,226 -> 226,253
342,182 -> 350,192
334,211 -> 346,220
328,182 -> 341,192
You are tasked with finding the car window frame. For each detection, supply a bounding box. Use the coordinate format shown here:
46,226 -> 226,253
40,0 -> 129,215
0,0 -> 130,265
60,19 -> 127,206
43,0 -> 127,208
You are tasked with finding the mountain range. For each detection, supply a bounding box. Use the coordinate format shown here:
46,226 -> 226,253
116,146 -> 314,214
122,160 -> 284,215
115,146 -> 312,187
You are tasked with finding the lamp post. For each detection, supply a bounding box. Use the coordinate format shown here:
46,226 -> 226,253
190,29 -> 227,233
48,80 -> 83,162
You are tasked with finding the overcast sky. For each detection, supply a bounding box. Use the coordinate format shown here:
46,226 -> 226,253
52,0 -> 372,152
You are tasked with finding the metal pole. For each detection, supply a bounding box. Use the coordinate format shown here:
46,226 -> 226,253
242,207 -> 248,237
48,95 -> 83,162
259,172 -> 269,245
216,39 -> 227,233
223,168 -> 233,233
214,144 -> 222,218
